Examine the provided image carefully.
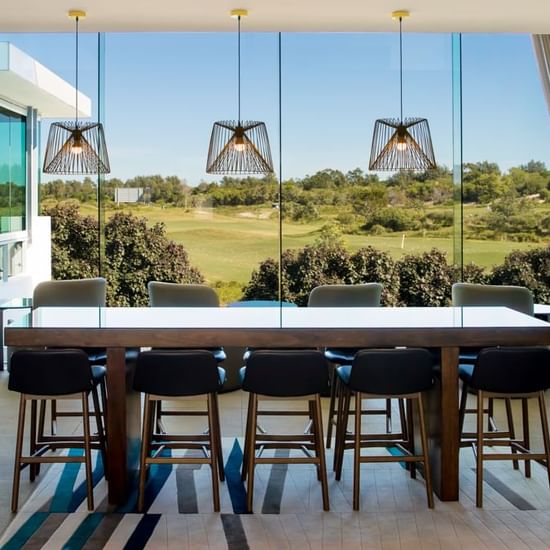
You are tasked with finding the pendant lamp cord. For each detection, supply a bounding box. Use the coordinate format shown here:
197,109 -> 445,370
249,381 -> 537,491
399,16 -> 403,123
237,15 -> 241,123
75,15 -> 79,125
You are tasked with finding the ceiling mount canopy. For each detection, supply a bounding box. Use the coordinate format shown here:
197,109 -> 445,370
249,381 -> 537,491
206,8 -> 274,175
369,10 -> 436,172
43,10 -> 111,175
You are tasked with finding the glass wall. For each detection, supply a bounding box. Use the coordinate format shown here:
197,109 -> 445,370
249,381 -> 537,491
3,30 -> 549,305
0,105 -> 26,233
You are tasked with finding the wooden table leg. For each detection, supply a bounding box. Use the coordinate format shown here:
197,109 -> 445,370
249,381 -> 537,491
106,347 -> 141,506
425,346 -> 459,501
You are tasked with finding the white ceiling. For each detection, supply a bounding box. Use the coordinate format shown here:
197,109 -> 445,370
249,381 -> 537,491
2,0 -> 550,33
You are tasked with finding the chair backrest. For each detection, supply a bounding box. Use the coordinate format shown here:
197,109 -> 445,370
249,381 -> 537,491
133,350 -> 220,396
242,349 -> 329,397
33,278 -> 106,308
9,349 -> 93,395
471,347 -> 550,393
349,348 -> 434,395
148,282 -> 219,307
451,283 -> 534,316
308,283 -> 382,307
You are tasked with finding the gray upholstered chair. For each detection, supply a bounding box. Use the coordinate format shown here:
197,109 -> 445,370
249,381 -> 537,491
307,283 -> 406,449
147,281 -> 226,444
452,282 -> 535,448
32,278 -> 107,436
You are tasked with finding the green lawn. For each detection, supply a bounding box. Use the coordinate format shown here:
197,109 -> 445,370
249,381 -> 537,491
89,204 -> 539,285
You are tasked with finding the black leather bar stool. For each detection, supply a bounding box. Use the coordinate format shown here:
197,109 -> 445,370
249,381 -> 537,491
240,349 -> 330,512
458,347 -> 550,507
452,282 -> 534,438
133,350 -> 225,512
148,281 -> 226,432
307,284 -> 406,448
9,349 -> 107,512
334,348 -> 434,510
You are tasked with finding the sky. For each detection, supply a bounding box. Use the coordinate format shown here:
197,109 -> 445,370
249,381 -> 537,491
2,31 -> 550,185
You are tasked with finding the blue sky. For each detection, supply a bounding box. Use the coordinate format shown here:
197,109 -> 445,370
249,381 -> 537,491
2,31 -> 550,185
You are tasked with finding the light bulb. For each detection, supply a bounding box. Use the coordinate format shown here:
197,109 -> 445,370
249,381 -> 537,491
396,140 -> 407,152
71,144 -> 83,155
234,135 -> 246,152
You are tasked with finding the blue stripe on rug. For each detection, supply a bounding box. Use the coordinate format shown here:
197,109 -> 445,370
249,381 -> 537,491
61,513 -> 104,549
49,448 -> 86,512
68,453 -> 105,512
224,439 -> 248,514
122,514 -> 161,550
387,446 -> 407,469
0,512 -> 49,550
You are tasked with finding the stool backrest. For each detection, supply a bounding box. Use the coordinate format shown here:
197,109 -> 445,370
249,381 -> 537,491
472,347 -> 550,393
350,348 -> 434,395
9,349 -> 93,395
452,283 -> 534,316
148,282 -> 219,307
33,278 -> 106,308
308,283 -> 382,307
243,349 -> 329,397
133,350 -> 220,396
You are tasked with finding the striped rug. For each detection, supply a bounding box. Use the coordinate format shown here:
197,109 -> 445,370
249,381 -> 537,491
2,438 -> 550,549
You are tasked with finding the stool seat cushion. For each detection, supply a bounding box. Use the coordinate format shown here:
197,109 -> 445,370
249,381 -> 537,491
336,365 -> 352,385
91,365 -> 106,384
325,348 -> 356,364
458,364 -> 474,384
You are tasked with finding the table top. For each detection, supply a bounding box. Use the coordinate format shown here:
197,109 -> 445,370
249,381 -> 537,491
6,306 -> 550,349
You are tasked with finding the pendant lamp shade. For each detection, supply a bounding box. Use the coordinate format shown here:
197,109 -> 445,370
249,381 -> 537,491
207,120 -> 273,174
369,11 -> 435,172
43,11 -> 110,175
206,10 -> 273,175
43,121 -> 110,174
370,117 -> 435,171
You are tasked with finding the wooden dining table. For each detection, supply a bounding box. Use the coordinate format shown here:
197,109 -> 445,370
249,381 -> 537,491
6,305 -> 550,506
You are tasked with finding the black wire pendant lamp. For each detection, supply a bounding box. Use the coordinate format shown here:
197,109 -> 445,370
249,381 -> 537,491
206,9 -> 273,175
369,10 -> 436,171
43,10 -> 110,175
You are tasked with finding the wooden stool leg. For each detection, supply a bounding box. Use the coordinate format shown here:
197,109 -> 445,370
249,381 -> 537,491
522,398 -> 531,478
313,394 -> 330,511
207,394 -> 220,512
246,393 -> 258,513
476,390 -> 485,508
309,400 -> 321,481
82,392 -> 94,511
537,391 -> 550,488
406,399 -> 416,479
504,398 -> 519,470
385,398 -> 392,433
488,397 -> 496,432
211,393 -> 225,482
335,387 -> 351,479
137,395 -> 153,513
333,379 -> 345,473
459,383 -> 468,438
353,391 -> 362,511
50,399 -> 57,435
326,364 -> 337,448
11,396 -> 26,513
417,393 -> 434,508
91,386 -> 108,477
241,392 -> 254,482
29,399 -> 37,481
398,398 -> 408,440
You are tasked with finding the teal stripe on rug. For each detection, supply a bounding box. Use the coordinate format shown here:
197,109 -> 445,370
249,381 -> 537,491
68,453 -> 105,512
224,439 -> 248,514
0,512 -> 49,550
387,446 -> 407,469
49,448 -> 85,512
61,513 -> 104,550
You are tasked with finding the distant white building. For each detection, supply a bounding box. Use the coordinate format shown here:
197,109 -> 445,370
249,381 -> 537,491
0,42 -> 92,300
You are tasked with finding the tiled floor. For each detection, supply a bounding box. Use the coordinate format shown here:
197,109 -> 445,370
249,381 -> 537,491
2,370 -> 550,548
